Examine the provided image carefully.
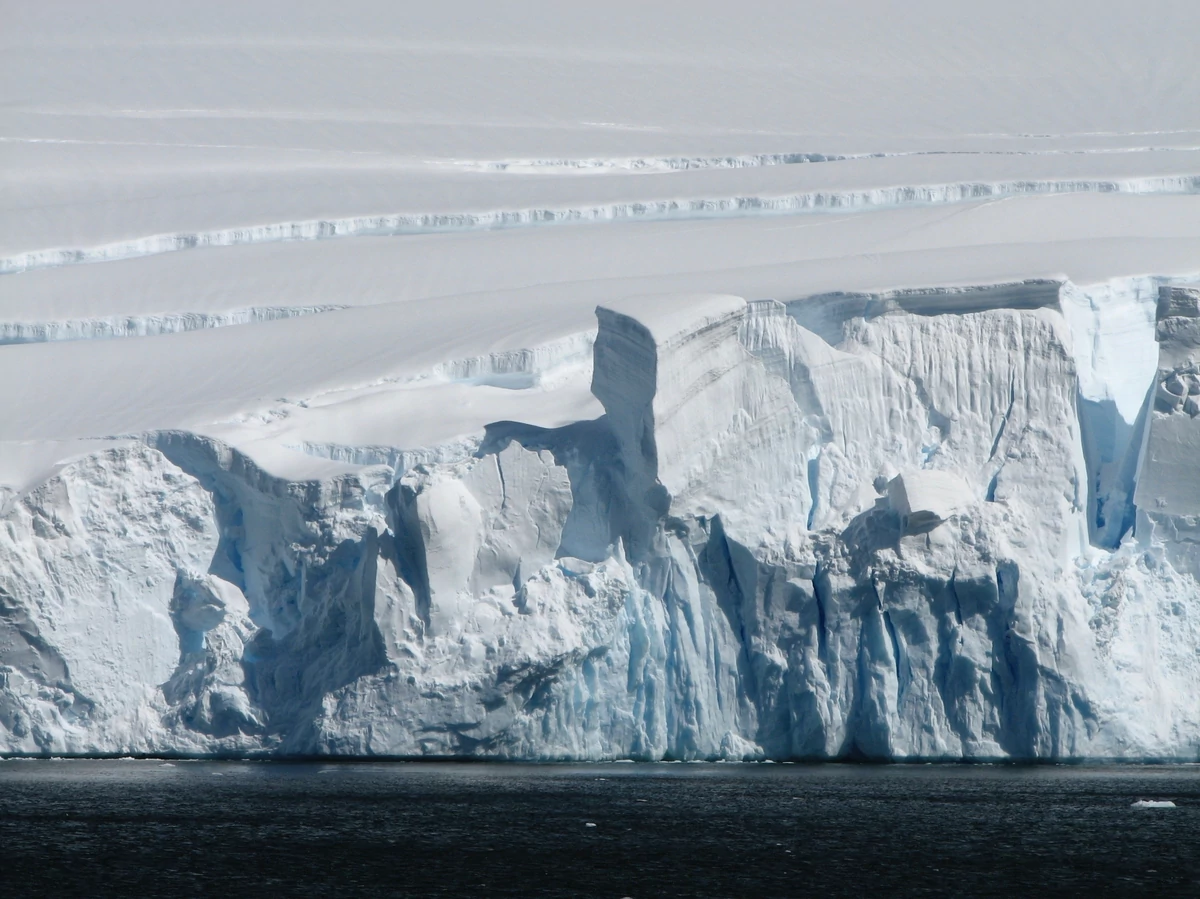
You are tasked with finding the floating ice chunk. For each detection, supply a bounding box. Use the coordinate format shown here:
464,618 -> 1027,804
585,822 -> 597,828
1131,800 -> 1176,808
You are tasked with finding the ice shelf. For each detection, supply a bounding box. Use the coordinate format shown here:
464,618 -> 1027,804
2,0 -> 1200,759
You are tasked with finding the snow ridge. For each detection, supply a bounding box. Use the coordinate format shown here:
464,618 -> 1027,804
0,305 -> 345,345
294,439 -> 479,481
423,332 -> 596,389
4,174 -> 1198,274
468,147 -> 1200,174
468,152 -> 862,172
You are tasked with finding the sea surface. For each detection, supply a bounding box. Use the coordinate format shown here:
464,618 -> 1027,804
2,760 -> 1197,897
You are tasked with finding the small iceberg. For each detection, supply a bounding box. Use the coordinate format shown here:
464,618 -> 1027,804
1131,800 -> 1176,809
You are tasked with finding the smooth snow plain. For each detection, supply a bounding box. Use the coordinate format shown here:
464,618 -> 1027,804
2,0 -> 1200,759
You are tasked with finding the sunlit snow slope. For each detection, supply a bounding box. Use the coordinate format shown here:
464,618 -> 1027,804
2,0 -> 1199,759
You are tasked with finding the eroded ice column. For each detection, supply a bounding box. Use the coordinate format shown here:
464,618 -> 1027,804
591,294 -> 810,547
589,294 -> 815,758
1134,287 -> 1200,575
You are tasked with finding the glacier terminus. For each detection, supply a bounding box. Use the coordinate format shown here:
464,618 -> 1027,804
1,0 -> 1199,761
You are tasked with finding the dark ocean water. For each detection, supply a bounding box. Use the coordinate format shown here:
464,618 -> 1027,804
2,760 -> 1198,898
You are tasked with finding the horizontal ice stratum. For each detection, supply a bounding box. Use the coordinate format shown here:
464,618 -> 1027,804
2,0 -> 1200,759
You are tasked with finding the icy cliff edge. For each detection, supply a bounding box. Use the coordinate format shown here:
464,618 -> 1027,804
2,285 -> 1199,759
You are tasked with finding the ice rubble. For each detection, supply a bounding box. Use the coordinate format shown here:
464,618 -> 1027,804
3,281 -> 1200,760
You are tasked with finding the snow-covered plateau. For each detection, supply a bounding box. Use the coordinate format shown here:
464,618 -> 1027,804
2,0 -> 1200,760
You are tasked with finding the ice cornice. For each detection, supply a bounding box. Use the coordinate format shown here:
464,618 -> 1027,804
596,294 -> 746,347
3,174 -> 1198,275
784,279 -> 1066,344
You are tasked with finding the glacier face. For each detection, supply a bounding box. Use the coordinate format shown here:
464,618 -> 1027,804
3,284 -> 1199,760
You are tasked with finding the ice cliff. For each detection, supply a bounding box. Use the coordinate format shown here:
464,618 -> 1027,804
3,284 -> 1200,760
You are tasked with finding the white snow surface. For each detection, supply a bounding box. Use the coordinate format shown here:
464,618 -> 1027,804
1,0 -> 1199,759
